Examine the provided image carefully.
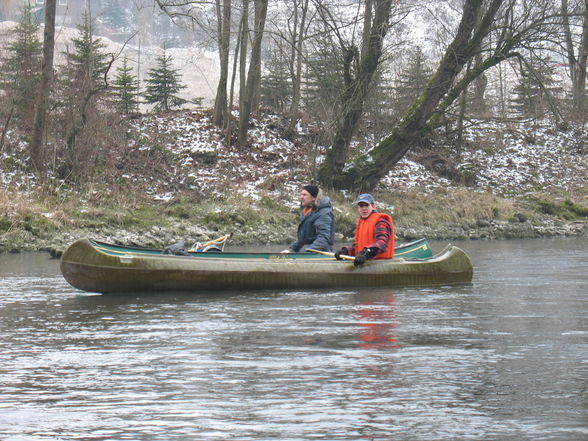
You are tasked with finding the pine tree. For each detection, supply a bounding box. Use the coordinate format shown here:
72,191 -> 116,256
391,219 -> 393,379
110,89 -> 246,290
260,47 -> 292,111
53,12 -> 113,180
0,2 -> 42,127
393,45 -> 433,117
62,12 -> 111,96
112,57 -> 140,114
510,55 -> 563,119
304,29 -> 344,116
143,51 -> 187,111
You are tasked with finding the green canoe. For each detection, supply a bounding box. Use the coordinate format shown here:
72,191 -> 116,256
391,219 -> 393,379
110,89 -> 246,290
60,238 -> 472,293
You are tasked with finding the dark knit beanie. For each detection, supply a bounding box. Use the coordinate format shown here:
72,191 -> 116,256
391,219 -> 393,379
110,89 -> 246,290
302,184 -> 319,198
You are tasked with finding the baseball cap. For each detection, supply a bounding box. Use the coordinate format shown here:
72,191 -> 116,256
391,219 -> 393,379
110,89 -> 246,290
353,193 -> 375,204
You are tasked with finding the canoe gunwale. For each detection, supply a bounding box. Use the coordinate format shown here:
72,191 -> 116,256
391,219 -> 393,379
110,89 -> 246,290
91,237 -> 433,260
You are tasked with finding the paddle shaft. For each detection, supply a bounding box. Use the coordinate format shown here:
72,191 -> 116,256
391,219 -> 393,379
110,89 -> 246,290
306,248 -> 355,261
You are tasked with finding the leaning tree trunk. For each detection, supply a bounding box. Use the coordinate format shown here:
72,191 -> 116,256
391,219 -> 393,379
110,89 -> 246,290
30,0 -> 56,176
335,0 -> 504,192
317,0 -> 392,187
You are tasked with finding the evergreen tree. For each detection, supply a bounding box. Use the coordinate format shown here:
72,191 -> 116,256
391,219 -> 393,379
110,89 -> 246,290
304,29 -> 344,118
53,12 -> 113,181
510,55 -> 563,119
63,12 -> 111,94
393,45 -> 433,117
302,24 -> 345,142
143,51 -> 187,111
112,57 -> 140,114
0,2 -> 42,127
260,46 -> 292,111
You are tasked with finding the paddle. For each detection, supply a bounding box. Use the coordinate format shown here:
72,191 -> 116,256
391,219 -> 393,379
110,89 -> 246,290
306,248 -> 356,261
187,233 -> 233,252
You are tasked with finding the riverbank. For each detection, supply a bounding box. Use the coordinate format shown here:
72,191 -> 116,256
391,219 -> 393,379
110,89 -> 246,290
1,111 -> 587,255
1,187 -> 587,257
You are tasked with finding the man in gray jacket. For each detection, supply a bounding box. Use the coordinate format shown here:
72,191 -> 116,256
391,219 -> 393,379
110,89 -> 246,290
286,184 -> 335,252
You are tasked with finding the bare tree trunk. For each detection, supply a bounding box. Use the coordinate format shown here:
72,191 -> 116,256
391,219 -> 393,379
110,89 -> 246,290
362,0 -> 373,50
0,102 -> 15,155
239,0 -> 250,114
213,0 -> 231,127
455,69 -> 469,157
318,0 -> 393,187
237,0 -> 268,148
574,0 -> 588,114
251,48 -> 262,112
562,0 -> 577,86
289,0 -> 309,130
562,0 -> 588,116
471,52 -> 487,115
30,0 -> 56,175
227,11 -> 244,145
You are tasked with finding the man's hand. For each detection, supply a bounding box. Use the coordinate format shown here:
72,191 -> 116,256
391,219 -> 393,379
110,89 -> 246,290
353,250 -> 367,266
353,247 -> 379,267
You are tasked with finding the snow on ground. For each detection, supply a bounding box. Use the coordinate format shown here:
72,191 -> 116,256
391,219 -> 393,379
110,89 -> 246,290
122,112 -> 587,203
1,110 -> 586,206
459,120 -> 587,195
379,119 -> 587,198
124,111 -> 308,203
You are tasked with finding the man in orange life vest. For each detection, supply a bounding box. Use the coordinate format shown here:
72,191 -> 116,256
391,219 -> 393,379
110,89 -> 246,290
334,193 -> 394,266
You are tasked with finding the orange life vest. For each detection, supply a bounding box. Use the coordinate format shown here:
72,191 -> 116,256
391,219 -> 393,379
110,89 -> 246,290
354,212 -> 394,259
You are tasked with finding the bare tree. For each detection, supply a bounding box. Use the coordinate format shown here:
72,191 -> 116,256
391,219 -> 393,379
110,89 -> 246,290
213,0 -> 232,127
152,0 -> 232,126
562,0 -> 588,115
238,0 -> 250,114
237,0 -> 269,147
263,0 -> 312,129
330,0 -> 567,192
289,0 -> 310,127
30,0 -> 57,175
315,0 -> 395,187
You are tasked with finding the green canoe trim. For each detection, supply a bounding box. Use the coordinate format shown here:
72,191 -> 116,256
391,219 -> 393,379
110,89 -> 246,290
91,237 -> 434,260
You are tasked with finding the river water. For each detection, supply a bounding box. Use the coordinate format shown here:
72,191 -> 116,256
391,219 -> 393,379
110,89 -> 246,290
0,238 -> 587,440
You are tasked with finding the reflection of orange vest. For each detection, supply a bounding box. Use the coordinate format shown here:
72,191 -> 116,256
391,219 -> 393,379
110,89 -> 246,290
354,212 -> 394,259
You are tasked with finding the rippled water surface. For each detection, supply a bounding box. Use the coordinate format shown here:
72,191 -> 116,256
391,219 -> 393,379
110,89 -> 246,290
1,238 -> 587,440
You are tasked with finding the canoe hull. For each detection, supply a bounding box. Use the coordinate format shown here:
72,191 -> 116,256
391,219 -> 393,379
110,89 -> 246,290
60,238 -> 473,293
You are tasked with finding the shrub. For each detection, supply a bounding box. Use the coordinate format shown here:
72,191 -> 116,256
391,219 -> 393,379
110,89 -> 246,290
536,199 -> 588,220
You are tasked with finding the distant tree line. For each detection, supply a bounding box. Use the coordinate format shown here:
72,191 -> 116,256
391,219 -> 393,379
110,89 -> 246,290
0,0 -> 587,192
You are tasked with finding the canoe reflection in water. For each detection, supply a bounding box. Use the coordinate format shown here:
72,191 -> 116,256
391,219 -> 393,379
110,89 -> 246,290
355,291 -> 399,350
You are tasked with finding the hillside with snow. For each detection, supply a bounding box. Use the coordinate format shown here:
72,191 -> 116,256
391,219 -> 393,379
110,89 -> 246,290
116,111 -> 588,205
2,109 -> 586,205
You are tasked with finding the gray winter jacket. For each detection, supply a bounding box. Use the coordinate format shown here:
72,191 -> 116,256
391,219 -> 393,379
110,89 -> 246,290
290,196 -> 335,252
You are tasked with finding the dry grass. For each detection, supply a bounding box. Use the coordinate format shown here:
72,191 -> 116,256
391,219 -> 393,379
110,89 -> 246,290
0,189 -> 36,217
375,188 -> 521,228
